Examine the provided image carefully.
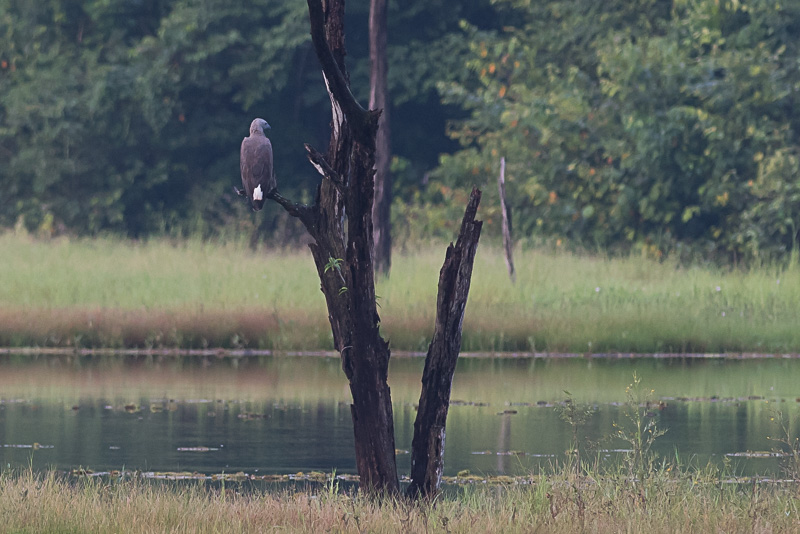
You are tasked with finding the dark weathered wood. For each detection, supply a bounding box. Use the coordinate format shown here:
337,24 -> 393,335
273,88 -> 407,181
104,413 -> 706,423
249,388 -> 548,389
407,188 -> 483,499
497,157 -> 516,283
306,0 -> 377,147
264,0 -> 483,499
369,0 -> 392,276
265,0 -> 400,495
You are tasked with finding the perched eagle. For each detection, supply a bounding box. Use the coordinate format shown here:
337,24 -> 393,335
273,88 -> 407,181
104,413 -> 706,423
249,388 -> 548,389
235,118 -> 275,211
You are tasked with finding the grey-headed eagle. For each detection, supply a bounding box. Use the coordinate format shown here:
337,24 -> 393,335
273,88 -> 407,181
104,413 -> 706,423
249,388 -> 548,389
235,118 -> 275,211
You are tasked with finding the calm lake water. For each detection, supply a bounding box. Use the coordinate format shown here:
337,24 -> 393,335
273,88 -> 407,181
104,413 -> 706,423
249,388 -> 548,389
1,353 -> 799,479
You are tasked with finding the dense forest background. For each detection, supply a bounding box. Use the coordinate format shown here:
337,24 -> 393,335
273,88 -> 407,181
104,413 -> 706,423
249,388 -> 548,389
2,0 -> 799,260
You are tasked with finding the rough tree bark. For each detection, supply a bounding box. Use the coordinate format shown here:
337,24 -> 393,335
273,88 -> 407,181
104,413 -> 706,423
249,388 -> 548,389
407,188 -> 483,499
268,0 -> 399,495
264,0 -> 483,498
369,0 -> 392,276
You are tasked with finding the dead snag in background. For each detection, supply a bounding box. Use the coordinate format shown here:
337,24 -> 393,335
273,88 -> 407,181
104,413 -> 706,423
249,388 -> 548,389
498,157 -> 515,283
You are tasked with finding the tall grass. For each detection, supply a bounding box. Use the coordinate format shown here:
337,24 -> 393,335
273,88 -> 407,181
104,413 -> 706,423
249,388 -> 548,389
0,466 -> 798,533
1,233 -> 799,352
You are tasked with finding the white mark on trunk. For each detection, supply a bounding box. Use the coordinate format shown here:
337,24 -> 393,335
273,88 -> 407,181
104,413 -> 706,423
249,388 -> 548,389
311,162 -> 325,176
253,184 -> 263,201
322,71 -> 343,139
435,426 -> 446,488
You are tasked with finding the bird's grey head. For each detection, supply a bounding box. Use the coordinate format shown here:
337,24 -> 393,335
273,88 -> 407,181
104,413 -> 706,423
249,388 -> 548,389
250,118 -> 271,136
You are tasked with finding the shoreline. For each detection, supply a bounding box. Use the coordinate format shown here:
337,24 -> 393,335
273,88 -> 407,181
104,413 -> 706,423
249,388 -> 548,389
2,346 -> 799,359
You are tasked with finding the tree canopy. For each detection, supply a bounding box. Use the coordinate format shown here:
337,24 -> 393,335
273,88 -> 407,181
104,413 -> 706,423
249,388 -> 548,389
436,0 -> 800,260
2,0 -> 799,260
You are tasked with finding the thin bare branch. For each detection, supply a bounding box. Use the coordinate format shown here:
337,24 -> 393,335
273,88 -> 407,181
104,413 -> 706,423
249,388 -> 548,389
265,189 -> 315,229
305,143 -> 345,193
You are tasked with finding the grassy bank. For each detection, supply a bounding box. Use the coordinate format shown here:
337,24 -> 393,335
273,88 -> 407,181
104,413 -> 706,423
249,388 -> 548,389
2,233 -> 799,352
1,467 -> 798,533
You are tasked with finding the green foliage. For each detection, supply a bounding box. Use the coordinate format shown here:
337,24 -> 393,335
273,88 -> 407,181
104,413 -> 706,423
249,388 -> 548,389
612,373 -> 668,483
324,256 -> 343,274
435,0 -> 800,260
0,0 -> 502,240
0,0 -> 146,234
3,0 -> 800,261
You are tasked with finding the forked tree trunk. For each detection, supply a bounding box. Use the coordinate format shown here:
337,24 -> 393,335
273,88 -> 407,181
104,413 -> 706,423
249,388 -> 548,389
265,0 -> 482,498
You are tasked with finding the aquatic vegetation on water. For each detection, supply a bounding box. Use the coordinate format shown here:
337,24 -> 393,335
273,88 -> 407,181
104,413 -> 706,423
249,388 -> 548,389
1,355 -> 800,480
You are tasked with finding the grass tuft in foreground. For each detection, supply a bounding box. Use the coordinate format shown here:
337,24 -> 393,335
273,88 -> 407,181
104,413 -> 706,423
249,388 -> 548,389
1,466 -> 798,534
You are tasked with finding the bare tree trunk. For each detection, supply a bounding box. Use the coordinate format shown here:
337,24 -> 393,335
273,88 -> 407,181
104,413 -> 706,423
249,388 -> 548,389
268,0 -> 399,495
369,0 -> 392,276
407,188 -> 483,499
498,157 -> 515,283
264,0 -> 483,499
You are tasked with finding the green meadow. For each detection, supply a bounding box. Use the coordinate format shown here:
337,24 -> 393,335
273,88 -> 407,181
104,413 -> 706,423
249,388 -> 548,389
1,232 -> 799,353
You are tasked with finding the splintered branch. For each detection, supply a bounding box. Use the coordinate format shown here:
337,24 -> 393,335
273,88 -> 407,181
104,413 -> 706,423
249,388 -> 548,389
306,0 -> 379,146
305,143 -> 345,193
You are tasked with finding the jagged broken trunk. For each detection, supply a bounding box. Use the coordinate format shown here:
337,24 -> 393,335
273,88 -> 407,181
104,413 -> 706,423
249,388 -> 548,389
407,188 -> 483,498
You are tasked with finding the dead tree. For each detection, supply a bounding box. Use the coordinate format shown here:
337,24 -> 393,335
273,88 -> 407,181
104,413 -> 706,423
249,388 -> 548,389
267,0 -> 398,494
265,0 -> 482,497
498,157 -> 515,283
407,188 -> 482,498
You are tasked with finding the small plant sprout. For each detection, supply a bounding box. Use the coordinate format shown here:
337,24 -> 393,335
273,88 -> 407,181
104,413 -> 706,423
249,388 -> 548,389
612,372 -> 667,484
324,257 -> 348,295
767,408 -> 800,480
556,390 -> 596,475
324,257 -> 343,274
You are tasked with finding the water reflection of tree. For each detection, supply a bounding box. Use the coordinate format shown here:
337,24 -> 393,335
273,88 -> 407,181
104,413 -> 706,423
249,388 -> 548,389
496,413 -> 511,474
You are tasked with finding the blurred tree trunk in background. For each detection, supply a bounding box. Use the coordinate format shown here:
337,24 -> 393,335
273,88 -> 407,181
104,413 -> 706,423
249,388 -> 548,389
369,0 -> 392,275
